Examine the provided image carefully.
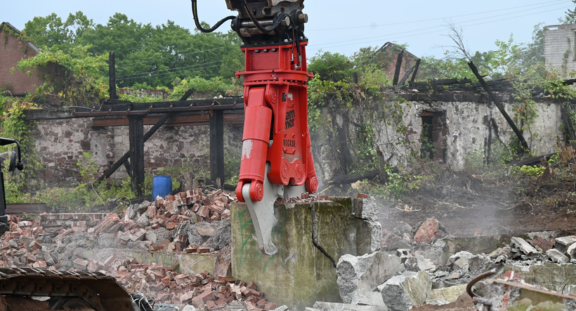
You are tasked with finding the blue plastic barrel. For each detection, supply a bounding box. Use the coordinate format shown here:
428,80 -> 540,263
152,175 -> 172,200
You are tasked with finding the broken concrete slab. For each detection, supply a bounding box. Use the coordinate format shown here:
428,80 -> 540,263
378,271 -> 432,311
546,249 -> 569,264
567,243 -> 576,260
554,236 -> 576,254
312,301 -> 385,311
337,252 -> 404,305
511,237 -> 539,256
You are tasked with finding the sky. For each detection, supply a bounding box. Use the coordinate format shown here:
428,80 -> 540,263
1,0 -> 574,59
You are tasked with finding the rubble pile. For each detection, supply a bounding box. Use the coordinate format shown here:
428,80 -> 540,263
0,188 -> 235,271
111,258 -> 277,310
0,188 -> 288,310
322,217 -> 576,311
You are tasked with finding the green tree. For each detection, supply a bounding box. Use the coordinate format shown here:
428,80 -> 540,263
561,1 -> 576,24
24,12 -> 94,52
308,51 -> 354,82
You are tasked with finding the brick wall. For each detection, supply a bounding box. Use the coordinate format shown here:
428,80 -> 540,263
30,118 -> 243,186
0,27 -> 46,94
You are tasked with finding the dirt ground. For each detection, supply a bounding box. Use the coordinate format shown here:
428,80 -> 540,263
371,151 -> 576,238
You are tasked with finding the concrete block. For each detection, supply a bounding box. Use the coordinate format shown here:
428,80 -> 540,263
378,271 -> 432,311
232,198 -> 379,311
337,252 -> 404,304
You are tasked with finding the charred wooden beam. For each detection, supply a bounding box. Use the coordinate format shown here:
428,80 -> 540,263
128,116 -> 145,196
468,62 -> 530,153
410,59 -> 421,83
210,110 -> 225,188
561,104 -> 576,142
96,113 -> 172,183
91,113 -> 245,127
393,50 -> 404,86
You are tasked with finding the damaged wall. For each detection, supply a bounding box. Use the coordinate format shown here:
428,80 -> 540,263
30,117 -> 243,186
25,89 -> 564,187
311,90 -> 564,183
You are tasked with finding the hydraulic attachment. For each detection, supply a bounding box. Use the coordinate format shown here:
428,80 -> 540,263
191,0 -> 318,255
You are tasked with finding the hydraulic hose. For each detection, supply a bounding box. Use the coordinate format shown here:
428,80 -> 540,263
191,0 -> 235,33
241,0 -> 288,34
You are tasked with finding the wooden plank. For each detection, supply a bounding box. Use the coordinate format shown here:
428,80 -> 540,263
128,116 -> 145,196
393,50 -> 404,86
92,113 -> 245,127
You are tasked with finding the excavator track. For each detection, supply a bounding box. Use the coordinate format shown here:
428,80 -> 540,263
0,268 -> 135,311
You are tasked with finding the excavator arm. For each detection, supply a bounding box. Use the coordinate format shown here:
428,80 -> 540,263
191,0 -> 318,255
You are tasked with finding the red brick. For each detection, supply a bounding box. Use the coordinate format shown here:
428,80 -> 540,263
73,258 -> 88,270
197,206 -> 210,218
192,290 -> 214,305
532,236 -> 554,252
414,218 -> 442,244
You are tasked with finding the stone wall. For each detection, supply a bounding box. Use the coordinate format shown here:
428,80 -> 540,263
30,117 -> 243,186
311,91 -> 565,183
26,89 -> 565,188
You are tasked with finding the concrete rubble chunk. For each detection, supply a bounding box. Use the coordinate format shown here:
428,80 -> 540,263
546,249 -> 569,263
368,220 -> 382,253
447,251 -> 474,271
554,236 -> 576,253
378,271 -> 432,311
425,284 -> 467,305
313,301 -> 385,311
567,243 -> 576,260
413,218 -> 447,244
195,222 -> 218,237
136,213 -> 150,228
273,306 -> 289,311
353,198 -> 379,221
511,237 -> 539,256
337,252 -> 404,305
181,306 -> 198,311
203,219 -> 231,251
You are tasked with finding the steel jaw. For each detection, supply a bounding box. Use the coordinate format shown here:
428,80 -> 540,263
241,163 -> 305,255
